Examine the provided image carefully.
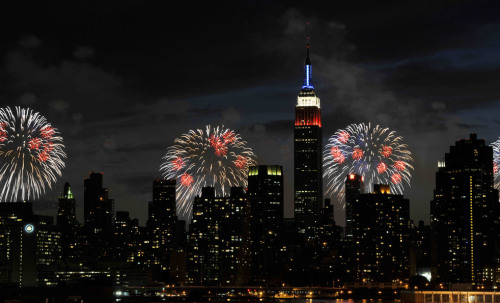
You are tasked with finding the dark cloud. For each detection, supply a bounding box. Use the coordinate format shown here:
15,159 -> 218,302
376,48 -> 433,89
18,35 -> 41,48
73,46 -> 95,59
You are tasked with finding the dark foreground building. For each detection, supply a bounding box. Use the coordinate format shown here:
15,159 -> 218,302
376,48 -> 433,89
146,179 -> 177,267
188,187 -> 250,286
350,180 -> 410,283
247,165 -> 284,284
431,133 -> 500,285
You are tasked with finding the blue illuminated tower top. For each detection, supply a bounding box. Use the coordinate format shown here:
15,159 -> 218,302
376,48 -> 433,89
297,34 -> 320,108
302,35 -> 313,90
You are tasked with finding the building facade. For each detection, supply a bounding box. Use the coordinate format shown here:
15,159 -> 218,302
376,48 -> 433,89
57,182 -> 79,263
345,174 -> 364,239
146,179 -> 177,267
84,172 -> 114,235
431,133 -> 500,285
82,172 -> 114,263
247,165 -> 284,284
351,182 -> 410,282
188,187 -> 250,285
294,38 -> 323,233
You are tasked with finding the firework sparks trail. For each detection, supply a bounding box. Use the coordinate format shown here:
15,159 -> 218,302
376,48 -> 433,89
490,139 -> 500,192
0,107 -> 66,202
160,125 -> 257,217
323,123 -> 413,206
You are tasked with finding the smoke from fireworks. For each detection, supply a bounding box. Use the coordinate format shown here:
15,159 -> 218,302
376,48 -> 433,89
491,138 -> 500,191
160,125 -> 257,216
323,123 -> 413,204
0,107 -> 66,202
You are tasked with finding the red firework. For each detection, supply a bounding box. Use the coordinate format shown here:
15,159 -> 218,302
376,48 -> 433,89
38,151 -> 50,162
43,142 -> 54,152
180,173 -> 194,187
214,145 -> 228,157
0,131 -> 7,142
209,134 -> 228,157
391,173 -> 402,184
377,162 -> 387,174
234,156 -> 247,168
172,156 -> 185,171
338,131 -> 350,144
222,131 -> 236,144
394,161 -> 406,171
495,163 -> 499,174
208,134 -> 218,147
330,146 -> 341,158
28,138 -> 42,149
40,126 -> 55,139
381,145 -> 393,158
352,148 -> 363,160
330,147 -> 345,164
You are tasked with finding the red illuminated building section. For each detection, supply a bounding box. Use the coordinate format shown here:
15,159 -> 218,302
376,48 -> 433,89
295,106 -> 321,127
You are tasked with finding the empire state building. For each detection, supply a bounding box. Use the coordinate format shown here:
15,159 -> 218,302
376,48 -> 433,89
294,38 -> 323,232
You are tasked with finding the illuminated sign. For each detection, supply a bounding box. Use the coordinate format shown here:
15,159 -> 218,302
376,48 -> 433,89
24,224 -> 34,234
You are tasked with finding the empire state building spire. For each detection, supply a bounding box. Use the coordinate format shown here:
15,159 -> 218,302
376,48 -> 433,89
303,35 -> 313,89
296,33 -> 320,111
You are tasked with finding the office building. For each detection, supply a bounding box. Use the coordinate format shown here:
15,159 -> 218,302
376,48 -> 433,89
352,183 -> 410,282
431,133 -> 500,285
247,165 -> 284,284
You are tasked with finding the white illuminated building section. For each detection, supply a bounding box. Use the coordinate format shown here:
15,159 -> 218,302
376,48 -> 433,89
297,95 -> 320,108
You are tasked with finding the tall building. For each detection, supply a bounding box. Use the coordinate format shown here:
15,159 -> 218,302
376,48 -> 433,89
0,202 -> 36,286
220,187 -> 251,285
431,133 -> 500,285
84,172 -> 114,235
344,174 -> 364,239
351,183 -> 410,283
294,36 -> 323,232
82,172 -> 114,263
57,182 -> 79,263
146,179 -> 177,268
410,220 -> 432,280
247,165 -> 284,284
0,203 -> 62,287
113,211 -> 140,263
188,187 -> 250,285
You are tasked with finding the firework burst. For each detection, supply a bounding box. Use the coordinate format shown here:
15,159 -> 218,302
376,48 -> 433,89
0,107 -> 66,202
491,139 -> 500,191
323,123 -> 413,204
160,125 -> 257,216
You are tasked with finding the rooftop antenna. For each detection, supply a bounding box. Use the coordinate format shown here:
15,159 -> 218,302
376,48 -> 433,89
306,22 -> 311,62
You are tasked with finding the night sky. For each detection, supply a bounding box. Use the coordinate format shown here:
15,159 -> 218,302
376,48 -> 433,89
2,1 -> 500,225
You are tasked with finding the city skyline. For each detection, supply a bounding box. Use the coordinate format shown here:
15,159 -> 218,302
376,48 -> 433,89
2,2 -> 500,225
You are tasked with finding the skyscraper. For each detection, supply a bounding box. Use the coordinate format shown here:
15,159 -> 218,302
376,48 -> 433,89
84,172 -> 114,235
352,184 -> 410,283
57,183 -> 77,229
247,165 -> 284,284
294,36 -> 323,232
188,187 -> 250,285
431,133 -> 499,285
344,174 -> 364,239
82,172 -> 114,263
146,179 -> 177,267
148,179 -> 177,228
57,182 -> 79,263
